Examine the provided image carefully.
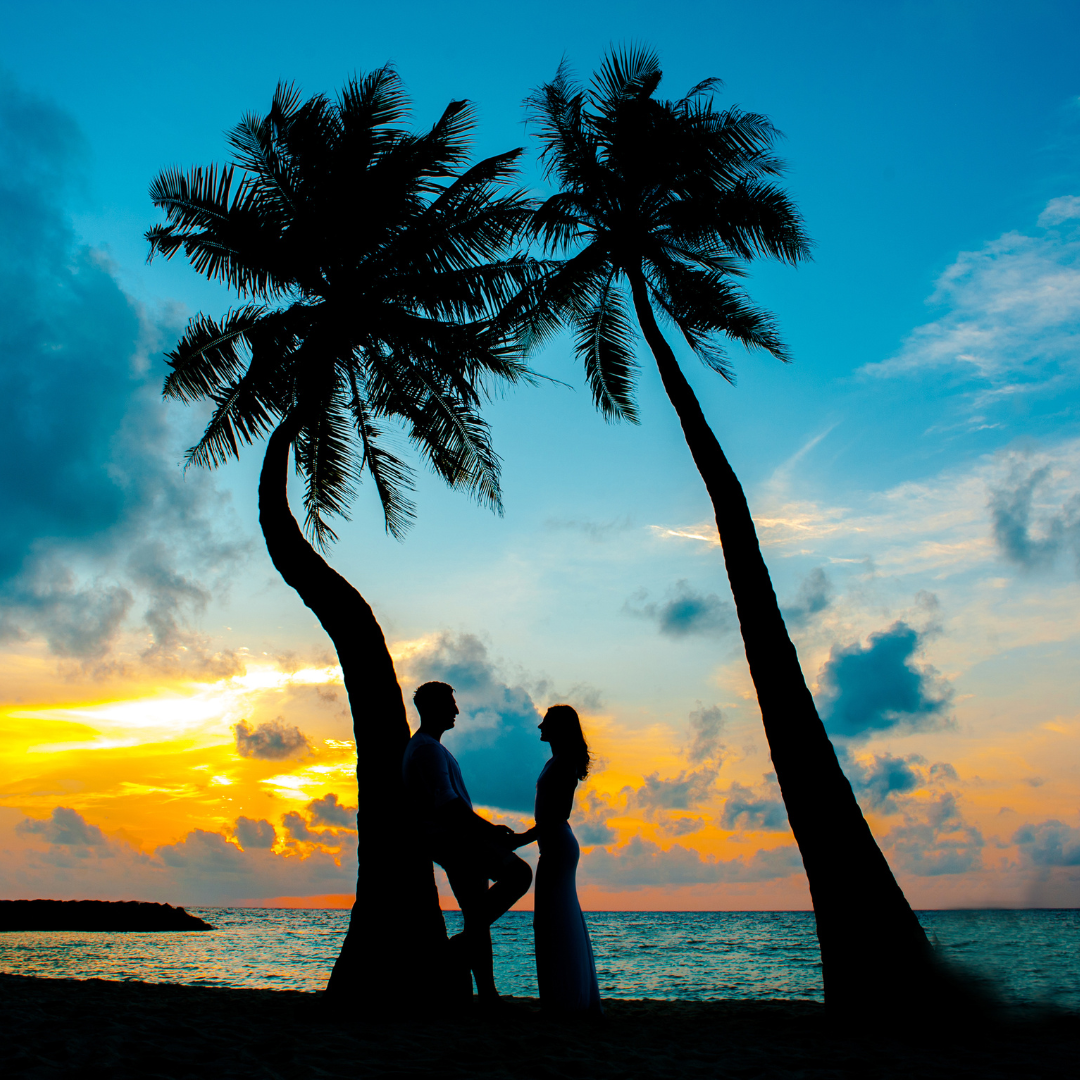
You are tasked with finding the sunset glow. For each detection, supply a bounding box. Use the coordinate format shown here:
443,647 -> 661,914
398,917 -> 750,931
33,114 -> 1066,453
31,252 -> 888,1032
1,1 -> 1078,915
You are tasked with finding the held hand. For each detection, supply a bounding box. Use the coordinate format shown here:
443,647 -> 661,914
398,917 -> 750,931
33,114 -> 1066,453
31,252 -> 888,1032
490,823 -> 516,848
508,826 -> 537,850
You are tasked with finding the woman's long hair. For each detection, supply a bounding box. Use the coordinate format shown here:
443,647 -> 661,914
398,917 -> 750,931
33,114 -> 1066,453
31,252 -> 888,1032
544,704 -> 591,781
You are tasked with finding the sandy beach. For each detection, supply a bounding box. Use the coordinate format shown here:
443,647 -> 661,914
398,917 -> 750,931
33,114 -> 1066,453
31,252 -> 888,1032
1,973 -> 1076,1079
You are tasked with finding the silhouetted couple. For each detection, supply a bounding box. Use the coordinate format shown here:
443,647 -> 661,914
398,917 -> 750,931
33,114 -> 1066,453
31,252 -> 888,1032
403,681 -> 602,1014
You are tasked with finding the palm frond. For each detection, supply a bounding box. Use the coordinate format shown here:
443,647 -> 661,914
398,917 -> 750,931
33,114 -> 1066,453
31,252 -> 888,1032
651,260 -> 791,370
592,44 -> 662,108
162,305 -> 267,403
152,71 -> 537,540
348,368 -> 416,539
573,271 -> 639,422
294,397 -> 356,549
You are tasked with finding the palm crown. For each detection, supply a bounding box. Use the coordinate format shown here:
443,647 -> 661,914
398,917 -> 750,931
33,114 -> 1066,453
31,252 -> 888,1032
519,46 -> 811,420
147,69 -> 540,545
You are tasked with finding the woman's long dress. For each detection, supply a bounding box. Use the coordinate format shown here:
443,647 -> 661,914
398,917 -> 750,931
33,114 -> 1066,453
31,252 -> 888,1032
533,757 -> 603,1014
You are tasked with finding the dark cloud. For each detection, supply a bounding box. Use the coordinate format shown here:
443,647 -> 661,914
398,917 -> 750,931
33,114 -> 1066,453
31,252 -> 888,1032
989,462 -> 1080,572
782,567 -> 834,627
0,75 -> 249,670
16,806 -> 110,848
9,805 -> 355,904
882,792 -> 984,876
306,793 -> 356,829
280,810 -> 348,848
233,719 -> 311,761
581,835 -> 803,888
233,817 -> 276,850
720,778 -> 789,832
624,580 -> 735,639
686,704 -> 724,763
573,791 -> 617,846
662,816 -> 706,836
157,829 -> 245,871
818,621 -> 953,738
281,811 -> 319,843
0,569 -> 132,659
841,750 -> 926,814
625,768 -> 718,815
1012,821 -> 1080,867
0,80 -> 130,579
405,633 -> 548,812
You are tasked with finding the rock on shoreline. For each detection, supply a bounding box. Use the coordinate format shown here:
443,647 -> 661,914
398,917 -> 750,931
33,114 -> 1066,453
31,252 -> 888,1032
0,900 -> 214,931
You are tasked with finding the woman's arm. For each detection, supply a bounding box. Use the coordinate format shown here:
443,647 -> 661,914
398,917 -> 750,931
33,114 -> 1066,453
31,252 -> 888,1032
507,826 -> 537,849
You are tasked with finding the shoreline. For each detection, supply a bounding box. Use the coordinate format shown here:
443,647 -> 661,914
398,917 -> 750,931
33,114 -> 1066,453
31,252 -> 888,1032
3,973 -> 1076,1079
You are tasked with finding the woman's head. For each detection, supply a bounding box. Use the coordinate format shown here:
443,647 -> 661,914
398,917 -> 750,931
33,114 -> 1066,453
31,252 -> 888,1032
539,704 -> 591,780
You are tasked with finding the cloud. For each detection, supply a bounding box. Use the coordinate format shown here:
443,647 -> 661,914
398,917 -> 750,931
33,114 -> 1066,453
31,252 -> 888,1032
581,835 -> 803,888
881,792 -> 984,877
281,811 -> 323,844
624,580 -> 735,639
16,806 -> 110,848
818,620 -> 953,738
233,719 -> 312,761
306,793 -> 356,829
234,817 -> 276,850
544,516 -> 633,541
861,199 -> 1080,399
1012,820 -> 1080,867
686,704 -> 724,763
402,633 -> 548,812
989,460 -> 1080,572
573,791 -> 618,846
0,74 -> 249,671
841,751 -> 926,814
0,570 -> 133,659
1037,196 -> 1080,228
624,768 -> 719,815
782,567 -> 834,627
5,806 -> 356,904
158,829 -> 246,870
719,777 -> 789,832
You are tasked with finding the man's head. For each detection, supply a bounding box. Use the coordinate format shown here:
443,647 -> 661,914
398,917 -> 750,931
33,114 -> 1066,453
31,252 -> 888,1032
413,681 -> 459,735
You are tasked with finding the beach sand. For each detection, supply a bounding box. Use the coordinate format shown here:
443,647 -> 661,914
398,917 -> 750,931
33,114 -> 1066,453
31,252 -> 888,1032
1,973 -> 1075,1079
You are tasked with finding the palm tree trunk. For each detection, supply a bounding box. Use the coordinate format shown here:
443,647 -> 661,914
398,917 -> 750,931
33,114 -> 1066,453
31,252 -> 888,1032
258,420 -> 456,1012
626,270 -> 943,1016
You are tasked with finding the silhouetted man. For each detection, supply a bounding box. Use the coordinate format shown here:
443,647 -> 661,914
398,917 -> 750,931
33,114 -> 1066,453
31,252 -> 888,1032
403,680 -> 533,1003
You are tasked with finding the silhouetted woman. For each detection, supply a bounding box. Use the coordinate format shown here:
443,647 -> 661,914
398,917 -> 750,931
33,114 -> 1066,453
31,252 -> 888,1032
520,705 -> 603,1014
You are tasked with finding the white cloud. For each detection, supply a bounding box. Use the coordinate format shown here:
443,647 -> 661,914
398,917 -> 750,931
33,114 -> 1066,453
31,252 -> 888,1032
1038,196 -> 1080,227
860,199 -> 1080,395
654,439 -> 1080,582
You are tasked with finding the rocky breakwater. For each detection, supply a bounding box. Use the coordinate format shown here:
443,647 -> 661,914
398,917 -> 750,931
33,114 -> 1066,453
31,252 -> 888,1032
0,900 -> 214,931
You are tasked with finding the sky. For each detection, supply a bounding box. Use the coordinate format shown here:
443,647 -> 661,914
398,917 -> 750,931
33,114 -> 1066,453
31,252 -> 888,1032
1,0 -> 1079,911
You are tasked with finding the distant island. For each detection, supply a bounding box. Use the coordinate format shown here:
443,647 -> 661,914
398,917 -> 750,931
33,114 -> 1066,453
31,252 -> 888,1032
0,900 -> 214,931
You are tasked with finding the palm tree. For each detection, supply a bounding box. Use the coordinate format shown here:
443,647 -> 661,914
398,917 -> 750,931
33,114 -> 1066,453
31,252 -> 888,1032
518,47 -> 948,1016
146,70 -> 539,1010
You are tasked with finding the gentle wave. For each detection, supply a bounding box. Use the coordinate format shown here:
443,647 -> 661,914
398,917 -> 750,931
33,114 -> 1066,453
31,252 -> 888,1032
0,908 -> 1077,1008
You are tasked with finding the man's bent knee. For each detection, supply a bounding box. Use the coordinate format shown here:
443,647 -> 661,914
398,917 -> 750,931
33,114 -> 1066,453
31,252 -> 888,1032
503,853 -> 532,894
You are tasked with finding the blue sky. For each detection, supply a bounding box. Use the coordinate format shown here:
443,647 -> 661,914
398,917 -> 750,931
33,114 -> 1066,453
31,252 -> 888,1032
1,0 -> 1079,909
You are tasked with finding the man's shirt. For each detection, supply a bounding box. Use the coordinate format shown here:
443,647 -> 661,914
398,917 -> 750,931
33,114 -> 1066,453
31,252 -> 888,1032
403,731 -> 472,837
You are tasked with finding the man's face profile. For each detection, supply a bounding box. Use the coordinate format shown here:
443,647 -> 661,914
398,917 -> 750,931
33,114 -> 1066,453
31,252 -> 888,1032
424,688 -> 459,732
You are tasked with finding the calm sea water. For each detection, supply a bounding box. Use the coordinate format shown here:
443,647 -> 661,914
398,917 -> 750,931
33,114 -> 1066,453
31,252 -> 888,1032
1,909 -> 1077,1010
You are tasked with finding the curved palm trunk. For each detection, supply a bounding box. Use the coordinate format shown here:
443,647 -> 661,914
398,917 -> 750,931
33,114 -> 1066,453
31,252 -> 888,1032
627,271 -> 947,1016
258,421 -> 459,1011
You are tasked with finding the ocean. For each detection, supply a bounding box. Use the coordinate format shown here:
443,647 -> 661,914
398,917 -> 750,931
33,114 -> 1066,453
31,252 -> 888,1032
2,909 -> 1078,1010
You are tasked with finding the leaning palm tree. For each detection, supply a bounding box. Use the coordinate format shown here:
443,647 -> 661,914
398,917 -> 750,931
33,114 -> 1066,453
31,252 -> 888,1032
517,47 -> 950,1016
146,70 -> 539,1009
